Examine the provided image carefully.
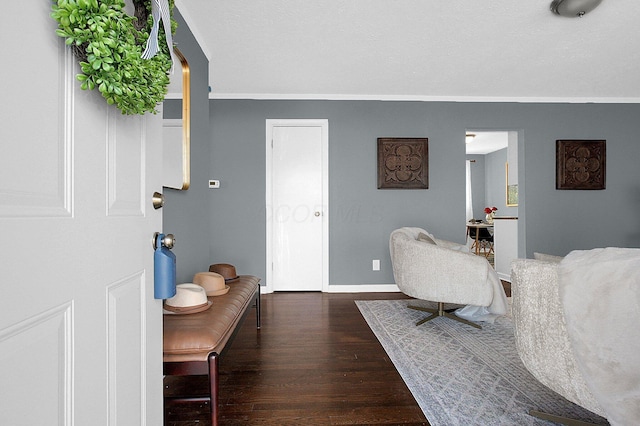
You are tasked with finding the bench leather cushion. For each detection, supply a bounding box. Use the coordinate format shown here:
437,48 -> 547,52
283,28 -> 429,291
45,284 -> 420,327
163,275 -> 259,362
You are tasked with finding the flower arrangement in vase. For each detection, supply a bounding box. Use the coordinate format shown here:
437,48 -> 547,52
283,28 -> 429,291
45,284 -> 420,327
484,206 -> 498,223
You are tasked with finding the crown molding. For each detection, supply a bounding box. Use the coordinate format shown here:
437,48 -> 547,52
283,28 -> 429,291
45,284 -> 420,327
208,92 -> 640,104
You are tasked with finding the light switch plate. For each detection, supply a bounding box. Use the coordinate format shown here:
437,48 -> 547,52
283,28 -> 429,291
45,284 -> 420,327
208,180 -> 220,189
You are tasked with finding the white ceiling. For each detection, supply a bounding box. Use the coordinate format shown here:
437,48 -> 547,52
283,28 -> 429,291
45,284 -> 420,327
173,0 -> 640,102
465,132 -> 509,155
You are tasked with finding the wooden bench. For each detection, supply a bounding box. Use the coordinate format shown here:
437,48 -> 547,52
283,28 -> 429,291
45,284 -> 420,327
163,275 -> 261,426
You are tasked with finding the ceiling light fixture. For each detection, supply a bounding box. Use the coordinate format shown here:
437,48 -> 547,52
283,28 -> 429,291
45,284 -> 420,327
465,134 -> 476,144
550,0 -> 603,17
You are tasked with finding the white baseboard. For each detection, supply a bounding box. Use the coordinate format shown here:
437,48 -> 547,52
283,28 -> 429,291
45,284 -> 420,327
260,283 -> 400,294
327,283 -> 400,293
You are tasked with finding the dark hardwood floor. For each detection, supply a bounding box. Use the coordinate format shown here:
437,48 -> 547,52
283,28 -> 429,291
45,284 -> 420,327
164,291 -> 429,425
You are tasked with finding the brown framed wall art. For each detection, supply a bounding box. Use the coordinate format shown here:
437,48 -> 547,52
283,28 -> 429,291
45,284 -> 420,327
556,140 -> 606,190
377,138 -> 429,189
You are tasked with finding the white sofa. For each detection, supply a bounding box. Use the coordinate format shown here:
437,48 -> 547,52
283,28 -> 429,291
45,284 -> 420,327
511,248 -> 640,425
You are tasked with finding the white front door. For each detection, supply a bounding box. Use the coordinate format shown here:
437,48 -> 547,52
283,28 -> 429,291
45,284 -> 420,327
0,3 -> 163,425
266,120 -> 328,292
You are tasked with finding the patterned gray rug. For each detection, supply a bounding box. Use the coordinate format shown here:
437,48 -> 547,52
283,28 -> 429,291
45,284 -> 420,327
355,299 -> 607,426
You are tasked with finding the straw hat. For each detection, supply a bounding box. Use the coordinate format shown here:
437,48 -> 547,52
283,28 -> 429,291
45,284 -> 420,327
208,263 -> 239,282
193,272 -> 230,296
164,283 -> 212,314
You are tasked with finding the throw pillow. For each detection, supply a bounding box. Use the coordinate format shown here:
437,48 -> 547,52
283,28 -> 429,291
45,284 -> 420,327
417,232 -> 437,245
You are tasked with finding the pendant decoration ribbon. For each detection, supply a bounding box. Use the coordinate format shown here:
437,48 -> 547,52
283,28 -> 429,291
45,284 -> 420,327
141,0 -> 174,69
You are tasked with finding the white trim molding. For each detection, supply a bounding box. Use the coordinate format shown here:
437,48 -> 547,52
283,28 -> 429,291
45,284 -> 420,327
259,283 -> 400,294
209,92 -> 640,104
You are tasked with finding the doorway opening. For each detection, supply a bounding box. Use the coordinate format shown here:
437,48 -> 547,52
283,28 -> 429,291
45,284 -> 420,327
465,130 -> 520,281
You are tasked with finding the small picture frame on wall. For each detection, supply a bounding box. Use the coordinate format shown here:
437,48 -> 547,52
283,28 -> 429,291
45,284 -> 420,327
556,140 -> 606,190
377,138 -> 429,189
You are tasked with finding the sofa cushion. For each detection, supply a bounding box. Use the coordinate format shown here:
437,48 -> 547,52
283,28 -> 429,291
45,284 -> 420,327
444,242 -> 471,253
534,252 -> 564,263
559,248 -> 640,424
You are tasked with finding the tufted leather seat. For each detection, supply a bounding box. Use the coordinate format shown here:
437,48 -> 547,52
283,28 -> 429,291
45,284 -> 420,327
163,275 -> 260,362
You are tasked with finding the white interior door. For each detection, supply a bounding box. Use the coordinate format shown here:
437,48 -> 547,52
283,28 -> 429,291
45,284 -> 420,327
0,3 -> 163,424
266,120 -> 328,292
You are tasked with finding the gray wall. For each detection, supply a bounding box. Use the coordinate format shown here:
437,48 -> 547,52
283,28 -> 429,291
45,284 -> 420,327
208,101 -> 466,285
162,9 -> 212,283
202,100 -> 640,288
162,15 -> 640,287
520,104 -> 640,254
485,148 -> 518,219
467,148 -> 518,221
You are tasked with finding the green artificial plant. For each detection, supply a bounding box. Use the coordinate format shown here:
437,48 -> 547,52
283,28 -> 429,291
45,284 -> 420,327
51,0 -> 177,115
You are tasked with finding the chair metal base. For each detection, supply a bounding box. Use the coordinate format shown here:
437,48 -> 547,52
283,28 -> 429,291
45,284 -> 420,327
529,410 -> 603,426
408,302 -> 481,329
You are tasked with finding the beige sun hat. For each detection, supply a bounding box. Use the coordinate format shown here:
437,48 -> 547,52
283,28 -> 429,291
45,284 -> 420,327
193,272 -> 230,296
164,283 -> 212,314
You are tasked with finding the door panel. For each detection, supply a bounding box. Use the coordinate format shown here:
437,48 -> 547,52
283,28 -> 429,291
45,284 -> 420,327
0,304 -> 72,424
267,120 -> 328,292
107,272 -> 145,424
0,3 -> 163,424
107,112 -> 145,216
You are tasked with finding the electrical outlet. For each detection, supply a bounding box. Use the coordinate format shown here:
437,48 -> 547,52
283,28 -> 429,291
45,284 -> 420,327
372,259 -> 380,271
208,180 -> 220,189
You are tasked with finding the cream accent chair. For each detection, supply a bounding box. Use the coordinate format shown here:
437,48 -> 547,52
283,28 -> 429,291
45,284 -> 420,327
511,249 -> 640,425
389,227 -> 502,329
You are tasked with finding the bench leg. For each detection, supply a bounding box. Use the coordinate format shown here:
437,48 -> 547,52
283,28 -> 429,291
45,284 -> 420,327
208,352 -> 219,426
256,284 -> 261,329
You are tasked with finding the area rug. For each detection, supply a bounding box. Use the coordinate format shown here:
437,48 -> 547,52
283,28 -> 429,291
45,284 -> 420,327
355,299 -> 607,426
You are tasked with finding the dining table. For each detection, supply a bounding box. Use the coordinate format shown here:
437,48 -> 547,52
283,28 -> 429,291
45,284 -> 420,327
465,222 -> 494,256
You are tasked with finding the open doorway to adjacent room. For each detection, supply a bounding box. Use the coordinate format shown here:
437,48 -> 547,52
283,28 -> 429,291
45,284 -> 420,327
465,130 -> 519,281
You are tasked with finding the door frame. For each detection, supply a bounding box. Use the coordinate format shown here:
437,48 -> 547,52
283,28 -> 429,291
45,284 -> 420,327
265,119 -> 329,294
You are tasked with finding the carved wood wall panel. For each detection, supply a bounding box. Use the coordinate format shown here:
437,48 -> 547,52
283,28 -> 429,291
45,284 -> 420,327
377,138 -> 429,189
556,140 -> 606,190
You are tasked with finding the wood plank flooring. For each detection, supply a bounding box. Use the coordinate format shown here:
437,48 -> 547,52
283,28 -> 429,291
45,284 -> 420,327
164,291 -> 429,425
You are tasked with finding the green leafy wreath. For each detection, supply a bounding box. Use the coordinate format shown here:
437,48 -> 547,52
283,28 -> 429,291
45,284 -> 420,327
51,0 -> 177,115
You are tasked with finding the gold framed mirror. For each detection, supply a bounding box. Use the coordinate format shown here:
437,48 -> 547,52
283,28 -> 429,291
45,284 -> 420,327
162,47 -> 191,190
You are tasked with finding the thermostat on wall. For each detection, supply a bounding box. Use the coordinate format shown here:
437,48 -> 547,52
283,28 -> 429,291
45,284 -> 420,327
208,180 -> 220,189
